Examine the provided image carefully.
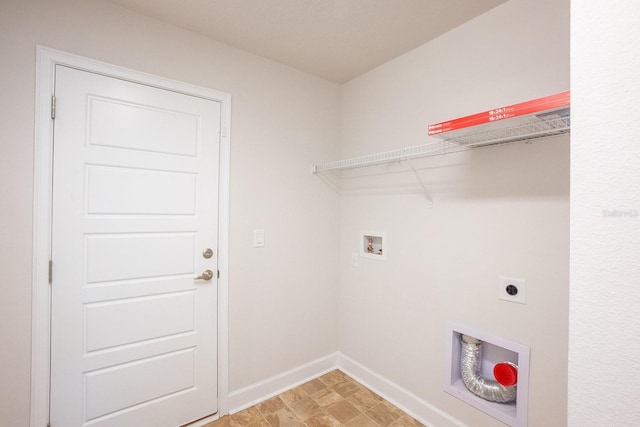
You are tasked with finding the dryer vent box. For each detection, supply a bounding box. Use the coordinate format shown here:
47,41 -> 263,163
445,323 -> 530,427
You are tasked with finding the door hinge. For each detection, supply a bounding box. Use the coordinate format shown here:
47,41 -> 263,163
48,260 -> 53,284
51,95 -> 56,120
220,127 -> 227,138
217,270 -> 220,279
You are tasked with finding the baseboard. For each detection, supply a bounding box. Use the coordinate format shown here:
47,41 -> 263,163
227,352 -> 339,413
185,414 -> 218,427
226,352 -> 465,427
337,353 -> 466,427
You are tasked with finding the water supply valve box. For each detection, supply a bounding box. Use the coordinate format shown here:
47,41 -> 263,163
360,231 -> 387,260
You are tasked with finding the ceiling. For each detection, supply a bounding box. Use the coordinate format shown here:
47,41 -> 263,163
107,0 -> 508,83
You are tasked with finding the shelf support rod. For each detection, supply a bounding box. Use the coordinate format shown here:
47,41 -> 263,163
408,161 -> 433,207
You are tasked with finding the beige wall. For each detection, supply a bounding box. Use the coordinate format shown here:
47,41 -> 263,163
569,1 -> 640,425
338,0 -> 569,425
1,0 -> 581,425
0,0 -> 341,425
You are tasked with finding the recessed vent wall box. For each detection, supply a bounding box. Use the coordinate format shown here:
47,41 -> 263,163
445,323 -> 530,427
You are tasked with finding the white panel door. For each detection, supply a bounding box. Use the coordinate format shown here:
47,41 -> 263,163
50,65 -> 220,427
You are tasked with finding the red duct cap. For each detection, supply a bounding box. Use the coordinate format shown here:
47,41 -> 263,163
493,362 -> 518,387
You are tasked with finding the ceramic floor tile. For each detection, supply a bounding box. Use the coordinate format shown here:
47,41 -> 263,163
288,396 -> 324,420
232,407 -> 265,426
246,419 -> 272,427
344,413 -> 381,427
311,387 -> 344,407
346,389 -> 383,413
365,402 -> 403,427
331,380 -> 361,398
317,370 -> 347,387
205,370 -> 424,427
264,406 -> 306,427
279,387 -> 309,406
324,400 -> 361,424
258,396 -> 286,415
305,412 -> 344,427
300,378 -> 327,395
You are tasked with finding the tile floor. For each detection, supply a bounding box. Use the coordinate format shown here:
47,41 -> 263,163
204,370 -> 424,427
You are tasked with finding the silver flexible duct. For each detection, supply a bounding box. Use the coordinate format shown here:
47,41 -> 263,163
460,334 -> 517,403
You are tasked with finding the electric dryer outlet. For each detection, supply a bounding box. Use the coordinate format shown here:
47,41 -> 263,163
498,277 -> 526,304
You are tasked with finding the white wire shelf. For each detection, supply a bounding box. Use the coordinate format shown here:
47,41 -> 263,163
443,113 -> 570,148
311,111 -> 570,174
312,140 -> 465,173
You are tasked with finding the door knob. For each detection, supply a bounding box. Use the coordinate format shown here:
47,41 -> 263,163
195,269 -> 214,281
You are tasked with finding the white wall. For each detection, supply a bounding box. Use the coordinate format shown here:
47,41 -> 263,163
0,1 -> 340,425
338,0 -> 569,425
569,1 -> 640,425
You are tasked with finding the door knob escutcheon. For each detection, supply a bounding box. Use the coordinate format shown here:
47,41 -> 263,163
202,248 -> 214,259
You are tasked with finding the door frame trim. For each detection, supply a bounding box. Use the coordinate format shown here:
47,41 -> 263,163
31,46 -> 231,427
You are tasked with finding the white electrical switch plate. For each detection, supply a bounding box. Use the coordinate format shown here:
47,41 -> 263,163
498,276 -> 526,304
351,253 -> 359,268
253,229 -> 265,248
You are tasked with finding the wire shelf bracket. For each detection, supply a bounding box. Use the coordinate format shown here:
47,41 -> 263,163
408,160 -> 433,207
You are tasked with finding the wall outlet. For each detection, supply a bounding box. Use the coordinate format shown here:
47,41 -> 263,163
498,277 -> 526,304
253,229 -> 265,248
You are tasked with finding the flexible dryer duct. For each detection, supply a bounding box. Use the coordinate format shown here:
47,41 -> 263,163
460,334 -> 517,403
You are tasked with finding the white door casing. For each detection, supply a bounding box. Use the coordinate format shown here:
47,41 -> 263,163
31,47 -> 231,427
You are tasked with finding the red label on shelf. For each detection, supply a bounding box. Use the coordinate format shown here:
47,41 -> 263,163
428,91 -> 570,136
